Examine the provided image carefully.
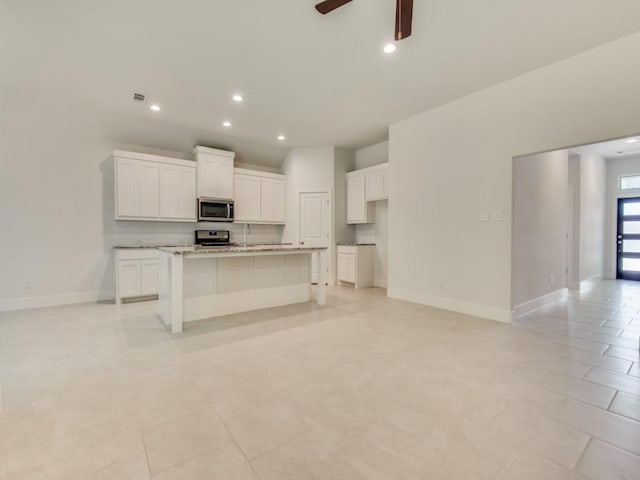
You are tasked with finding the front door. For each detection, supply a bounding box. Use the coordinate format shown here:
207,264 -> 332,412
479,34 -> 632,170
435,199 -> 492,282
616,197 -> 640,280
299,192 -> 331,284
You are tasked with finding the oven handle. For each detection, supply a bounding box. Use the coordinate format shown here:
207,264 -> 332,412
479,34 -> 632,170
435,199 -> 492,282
227,204 -> 230,219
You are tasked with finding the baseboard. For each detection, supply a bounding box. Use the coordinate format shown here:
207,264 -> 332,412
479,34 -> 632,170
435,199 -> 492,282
580,274 -> 602,283
387,288 -> 512,323
512,288 -> 568,319
0,290 -> 114,312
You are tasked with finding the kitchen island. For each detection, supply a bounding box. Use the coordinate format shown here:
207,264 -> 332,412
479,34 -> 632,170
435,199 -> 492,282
157,245 -> 328,333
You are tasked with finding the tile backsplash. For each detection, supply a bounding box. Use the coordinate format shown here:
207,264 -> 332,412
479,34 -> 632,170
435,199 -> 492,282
112,221 -> 284,247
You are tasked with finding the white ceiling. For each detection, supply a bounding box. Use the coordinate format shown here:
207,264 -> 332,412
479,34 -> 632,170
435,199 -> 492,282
577,135 -> 640,160
2,0 -> 640,166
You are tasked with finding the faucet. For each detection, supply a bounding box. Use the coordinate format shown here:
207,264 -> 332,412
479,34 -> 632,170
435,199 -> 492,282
242,223 -> 250,247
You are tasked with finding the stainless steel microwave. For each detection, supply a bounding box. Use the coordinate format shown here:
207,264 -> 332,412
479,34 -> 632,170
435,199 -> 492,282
197,198 -> 234,222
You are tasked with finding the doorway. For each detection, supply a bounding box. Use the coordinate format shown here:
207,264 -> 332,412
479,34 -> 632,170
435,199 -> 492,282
299,192 -> 331,284
616,197 -> 640,280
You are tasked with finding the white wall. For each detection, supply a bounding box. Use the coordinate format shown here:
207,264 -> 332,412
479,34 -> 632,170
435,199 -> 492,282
281,147 -> 336,281
355,141 -> 389,170
353,203 -> 389,288
388,31 -> 640,322
578,151 -> 607,281
354,141 -> 389,288
0,84 -> 286,311
334,148 -> 356,247
605,154 -> 640,278
511,150 -> 568,309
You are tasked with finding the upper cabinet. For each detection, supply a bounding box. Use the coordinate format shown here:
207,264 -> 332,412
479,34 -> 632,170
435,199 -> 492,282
365,164 -> 389,201
234,169 -> 285,224
234,173 -> 261,222
346,173 -> 375,224
346,163 -> 389,224
260,177 -> 285,223
114,150 -> 196,222
194,146 -> 235,200
159,164 -> 197,220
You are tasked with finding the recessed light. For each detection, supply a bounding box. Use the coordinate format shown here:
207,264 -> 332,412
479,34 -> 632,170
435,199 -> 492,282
223,121 -> 232,127
233,94 -> 243,102
150,104 -> 161,111
625,138 -> 638,143
383,43 -> 396,54
277,135 -> 286,141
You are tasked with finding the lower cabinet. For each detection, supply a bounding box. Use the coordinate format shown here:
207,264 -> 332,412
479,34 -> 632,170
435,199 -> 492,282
116,249 -> 159,303
337,252 -> 356,284
336,245 -> 375,288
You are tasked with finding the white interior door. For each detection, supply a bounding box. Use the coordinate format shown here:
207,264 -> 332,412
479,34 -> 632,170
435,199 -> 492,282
300,192 -> 331,284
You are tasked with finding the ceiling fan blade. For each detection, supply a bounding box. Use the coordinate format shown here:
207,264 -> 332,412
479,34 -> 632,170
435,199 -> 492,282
315,0 -> 353,15
395,0 -> 413,40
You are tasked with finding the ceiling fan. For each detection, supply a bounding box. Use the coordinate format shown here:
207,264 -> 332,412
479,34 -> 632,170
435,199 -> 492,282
315,0 -> 413,41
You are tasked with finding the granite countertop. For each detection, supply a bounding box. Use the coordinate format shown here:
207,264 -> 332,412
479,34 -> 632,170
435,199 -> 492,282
336,243 -> 376,246
114,244 -> 193,249
157,244 -> 327,255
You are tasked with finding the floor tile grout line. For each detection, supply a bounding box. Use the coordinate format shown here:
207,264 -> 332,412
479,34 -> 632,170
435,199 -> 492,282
219,406 -> 312,472
581,365 -> 594,380
553,398 -> 640,457
231,435 -> 264,480
148,441 -> 236,477
570,435 -> 593,474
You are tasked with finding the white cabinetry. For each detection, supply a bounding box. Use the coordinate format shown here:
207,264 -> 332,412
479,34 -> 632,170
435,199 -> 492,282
114,150 -> 196,222
347,173 -> 375,224
159,165 -> 196,220
337,245 -> 375,288
116,249 -> 160,303
261,177 -> 285,223
365,164 -> 389,201
346,163 -> 389,224
234,169 -> 285,224
116,158 -> 160,219
234,173 -> 261,222
194,146 -> 235,200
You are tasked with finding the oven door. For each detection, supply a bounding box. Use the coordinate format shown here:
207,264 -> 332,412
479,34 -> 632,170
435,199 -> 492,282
198,199 -> 234,222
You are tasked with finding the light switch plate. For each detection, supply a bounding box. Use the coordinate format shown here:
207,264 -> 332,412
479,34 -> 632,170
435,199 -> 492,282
479,211 -> 490,222
491,210 -> 503,221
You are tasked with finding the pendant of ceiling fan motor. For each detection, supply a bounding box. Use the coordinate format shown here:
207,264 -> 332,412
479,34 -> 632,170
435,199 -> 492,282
315,0 -> 413,40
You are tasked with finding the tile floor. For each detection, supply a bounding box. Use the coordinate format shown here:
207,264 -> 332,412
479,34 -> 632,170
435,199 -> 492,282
1,280 -> 639,479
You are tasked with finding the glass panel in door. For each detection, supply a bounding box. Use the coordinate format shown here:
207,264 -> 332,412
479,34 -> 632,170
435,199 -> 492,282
617,197 -> 640,280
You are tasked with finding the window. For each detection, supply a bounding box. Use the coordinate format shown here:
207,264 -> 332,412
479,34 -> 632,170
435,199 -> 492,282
620,175 -> 640,190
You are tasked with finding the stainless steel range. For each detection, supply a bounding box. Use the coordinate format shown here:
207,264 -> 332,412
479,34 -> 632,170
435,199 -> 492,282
194,230 -> 230,247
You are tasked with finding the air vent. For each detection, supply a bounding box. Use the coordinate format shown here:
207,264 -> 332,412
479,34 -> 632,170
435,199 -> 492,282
132,93 -> 147,103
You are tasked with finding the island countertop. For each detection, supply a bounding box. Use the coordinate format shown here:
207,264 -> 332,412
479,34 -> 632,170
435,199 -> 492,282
157,244 -> 327,256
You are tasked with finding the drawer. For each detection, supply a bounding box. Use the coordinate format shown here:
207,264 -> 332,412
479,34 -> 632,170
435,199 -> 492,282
337,246 -> 356,255
117,249 -> 160,261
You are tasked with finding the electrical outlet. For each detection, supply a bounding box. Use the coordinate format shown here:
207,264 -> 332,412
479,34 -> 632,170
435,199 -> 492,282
479,211 -> 490,222
439,281 -> 445,290
549,275 -> 554,286
24,281 -> 31,290
491,210 -> 503,221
